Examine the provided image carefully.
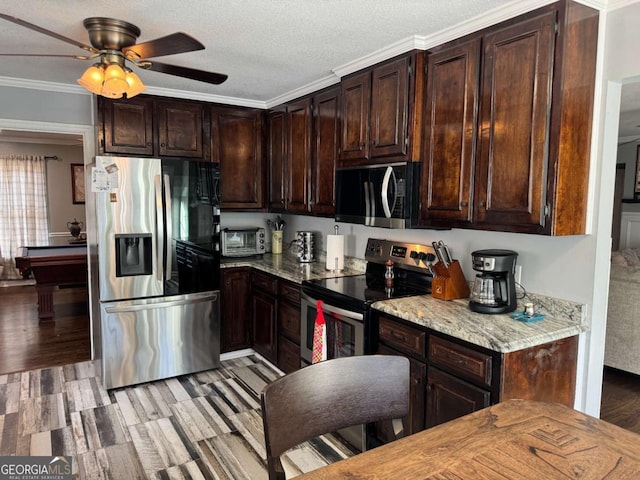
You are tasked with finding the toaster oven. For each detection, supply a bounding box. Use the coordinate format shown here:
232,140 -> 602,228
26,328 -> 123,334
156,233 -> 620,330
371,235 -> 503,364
221,227 -> 266,257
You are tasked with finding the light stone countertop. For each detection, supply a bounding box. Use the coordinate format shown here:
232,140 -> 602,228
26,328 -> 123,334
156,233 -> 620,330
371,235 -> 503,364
221,252 -> 365,284
221,253 -> 586,353
371,295 -> 585,353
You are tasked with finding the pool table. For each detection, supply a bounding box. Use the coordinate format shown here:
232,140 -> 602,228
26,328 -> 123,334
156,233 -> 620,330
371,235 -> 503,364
15,245 -> 88,320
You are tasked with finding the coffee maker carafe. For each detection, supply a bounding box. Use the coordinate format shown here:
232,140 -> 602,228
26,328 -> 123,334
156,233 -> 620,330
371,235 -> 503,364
469,249 -> 518,314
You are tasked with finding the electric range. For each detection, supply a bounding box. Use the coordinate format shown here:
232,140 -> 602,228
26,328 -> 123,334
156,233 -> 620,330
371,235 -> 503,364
299,238 -> 436,452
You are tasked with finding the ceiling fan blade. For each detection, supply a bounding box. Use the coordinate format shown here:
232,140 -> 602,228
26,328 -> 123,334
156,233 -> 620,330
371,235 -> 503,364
124,32 -> 204,59
0,13 -> 97,54
144,61 -> 228,85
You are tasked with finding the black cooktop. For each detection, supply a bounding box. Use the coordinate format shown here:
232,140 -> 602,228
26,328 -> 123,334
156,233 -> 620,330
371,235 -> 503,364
302,238 -> 434,310
302,272 -> 431,309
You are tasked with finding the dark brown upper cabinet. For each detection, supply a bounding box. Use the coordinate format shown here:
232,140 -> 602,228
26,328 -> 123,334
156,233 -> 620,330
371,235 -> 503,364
340,70 -> 371,164
98,94 -> 209,161
157,100 -> 206,159
339,52 -> 424,167
268,85 -> 341,217
311,86 -> 341,216
268,108 -> 287,212
98,96 -> 155,156
211,105 -> 265,210
286,97 -> 313,214
473,11 -> 556,232
419,0 -> 598,235
420,38 -> 480,227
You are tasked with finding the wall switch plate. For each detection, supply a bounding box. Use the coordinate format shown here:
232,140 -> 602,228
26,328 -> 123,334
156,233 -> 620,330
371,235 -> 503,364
515,265 -> 523,285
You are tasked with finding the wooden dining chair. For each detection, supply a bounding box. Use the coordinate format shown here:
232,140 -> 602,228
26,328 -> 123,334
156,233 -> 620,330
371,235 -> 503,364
260,355 -> 410,480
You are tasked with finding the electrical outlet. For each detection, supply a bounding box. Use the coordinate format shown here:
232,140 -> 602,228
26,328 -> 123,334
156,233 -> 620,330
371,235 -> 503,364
515,265 -> 523,285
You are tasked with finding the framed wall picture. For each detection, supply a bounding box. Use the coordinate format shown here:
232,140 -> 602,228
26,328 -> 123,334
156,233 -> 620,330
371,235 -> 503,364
71,163 -> 85,204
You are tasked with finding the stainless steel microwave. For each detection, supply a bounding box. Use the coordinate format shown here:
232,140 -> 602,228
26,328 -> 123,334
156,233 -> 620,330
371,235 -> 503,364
335,162 -> 420,228
221,227 -> 266,257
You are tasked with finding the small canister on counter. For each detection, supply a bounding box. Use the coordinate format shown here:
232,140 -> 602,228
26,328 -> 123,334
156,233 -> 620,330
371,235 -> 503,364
524,302 -> 535,317
296,231 -> 316,263
272,230 -> 283,254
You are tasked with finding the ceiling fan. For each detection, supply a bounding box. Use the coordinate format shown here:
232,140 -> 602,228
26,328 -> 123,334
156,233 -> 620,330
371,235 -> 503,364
0,13 -> 228,99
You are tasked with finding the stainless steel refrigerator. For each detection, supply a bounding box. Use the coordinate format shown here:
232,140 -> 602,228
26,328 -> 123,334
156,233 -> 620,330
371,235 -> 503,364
92,156 -> 221,389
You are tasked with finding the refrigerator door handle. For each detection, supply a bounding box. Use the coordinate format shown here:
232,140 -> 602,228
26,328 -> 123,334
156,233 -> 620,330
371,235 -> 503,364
104,293 -> 219,313
155,174 -> 164,282
163,174 -> 173,281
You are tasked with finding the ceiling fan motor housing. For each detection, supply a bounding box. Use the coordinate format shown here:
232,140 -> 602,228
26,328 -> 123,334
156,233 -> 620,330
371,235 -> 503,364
83,17 -> 141,50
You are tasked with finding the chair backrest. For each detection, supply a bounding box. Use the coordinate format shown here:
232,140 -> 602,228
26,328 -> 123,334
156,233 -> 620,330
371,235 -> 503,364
260,355 -> 410,480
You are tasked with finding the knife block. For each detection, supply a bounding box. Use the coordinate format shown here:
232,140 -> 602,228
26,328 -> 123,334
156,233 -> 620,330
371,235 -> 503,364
431,260 -> 470,301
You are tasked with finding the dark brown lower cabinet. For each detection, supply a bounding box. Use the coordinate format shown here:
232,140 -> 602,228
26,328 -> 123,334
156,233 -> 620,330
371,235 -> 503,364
250,270 -> 301,371
277,280 -> 301,373
425,366 -> 490,428
251,288 -> 277,363
373,311 -> 578,445
375,343 -> 426,443
220,268 -> 251,353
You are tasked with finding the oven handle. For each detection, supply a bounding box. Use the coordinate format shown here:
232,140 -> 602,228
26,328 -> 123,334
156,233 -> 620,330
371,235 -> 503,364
301,291 -> 364,322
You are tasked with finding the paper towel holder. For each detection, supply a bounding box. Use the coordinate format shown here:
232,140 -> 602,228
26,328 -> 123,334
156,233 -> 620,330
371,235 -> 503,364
326,224 -> 345,272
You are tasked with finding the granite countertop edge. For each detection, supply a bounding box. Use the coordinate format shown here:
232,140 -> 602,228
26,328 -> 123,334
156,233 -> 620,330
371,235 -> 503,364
371,296 -> 585,353
221,253 -> 365,283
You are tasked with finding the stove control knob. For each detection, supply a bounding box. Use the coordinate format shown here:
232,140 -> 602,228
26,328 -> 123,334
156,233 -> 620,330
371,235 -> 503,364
410,250 -> 419,259
419,252 -> 436,263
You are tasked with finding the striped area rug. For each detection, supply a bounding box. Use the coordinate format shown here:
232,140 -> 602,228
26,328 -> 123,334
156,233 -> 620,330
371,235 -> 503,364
0,354 -> 354,479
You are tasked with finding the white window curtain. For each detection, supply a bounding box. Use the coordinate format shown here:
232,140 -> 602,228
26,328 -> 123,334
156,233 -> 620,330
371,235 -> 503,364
0,155 -> 50,280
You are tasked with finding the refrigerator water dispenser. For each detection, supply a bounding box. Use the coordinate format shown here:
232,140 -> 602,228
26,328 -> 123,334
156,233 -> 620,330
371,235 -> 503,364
115,234 -> 152,277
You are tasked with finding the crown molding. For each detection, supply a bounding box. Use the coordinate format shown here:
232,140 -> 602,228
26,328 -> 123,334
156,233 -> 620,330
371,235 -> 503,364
265,75 -> 341,109
0,76 -> 88,95
331,0 -> 610,80
0,75 -> 267,108
142,85 -> 267,109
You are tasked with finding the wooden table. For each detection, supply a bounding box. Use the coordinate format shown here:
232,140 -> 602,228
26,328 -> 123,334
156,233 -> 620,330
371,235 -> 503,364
297,399 -> 640,479
15,245 -> 87,320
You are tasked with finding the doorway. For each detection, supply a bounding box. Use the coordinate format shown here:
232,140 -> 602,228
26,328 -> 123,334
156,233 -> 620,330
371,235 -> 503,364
0,118 -> 95,372
600,81 -> 640,433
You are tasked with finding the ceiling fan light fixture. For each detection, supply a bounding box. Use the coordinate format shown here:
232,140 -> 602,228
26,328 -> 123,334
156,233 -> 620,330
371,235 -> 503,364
77,64 -> 105,95
124,69 -> 146,98
77,61 -> 147,99
102,63 -> 129,94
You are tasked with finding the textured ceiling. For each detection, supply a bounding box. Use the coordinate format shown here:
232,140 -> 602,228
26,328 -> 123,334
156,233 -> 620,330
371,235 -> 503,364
0,0 -> 545,104
2,0 -> 636,142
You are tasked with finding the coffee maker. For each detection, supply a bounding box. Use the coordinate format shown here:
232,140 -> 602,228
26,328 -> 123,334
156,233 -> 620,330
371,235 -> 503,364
469,249 -> 518,314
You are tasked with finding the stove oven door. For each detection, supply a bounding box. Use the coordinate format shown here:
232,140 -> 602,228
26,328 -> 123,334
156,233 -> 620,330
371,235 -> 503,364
300,291 -> 367,452
300,291 -> 365,366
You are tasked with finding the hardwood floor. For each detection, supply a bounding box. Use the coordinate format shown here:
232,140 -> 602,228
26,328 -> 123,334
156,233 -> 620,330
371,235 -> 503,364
0,284 -> 90,375
600,367 -> 640,435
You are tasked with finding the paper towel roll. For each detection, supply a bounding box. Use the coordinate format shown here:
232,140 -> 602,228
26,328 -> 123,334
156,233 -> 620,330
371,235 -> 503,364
326,234 -> 344,271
